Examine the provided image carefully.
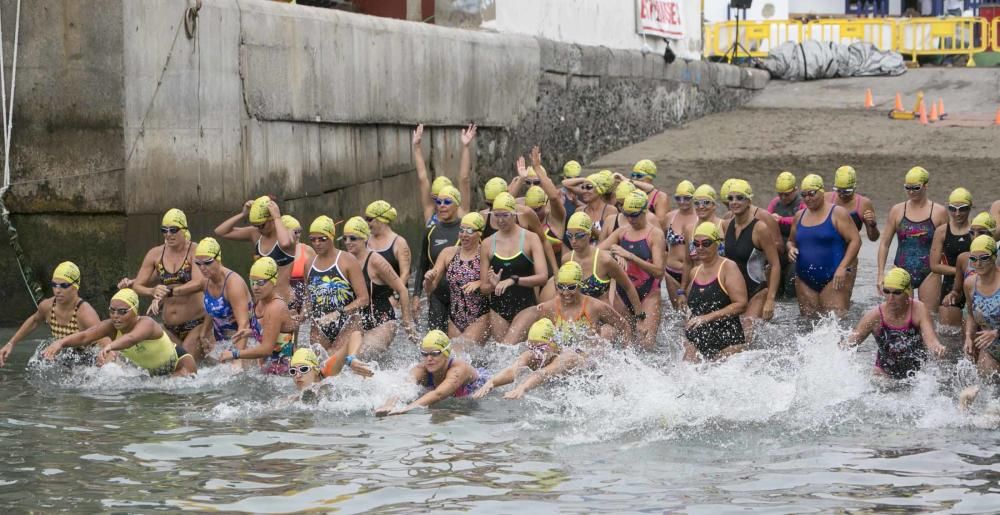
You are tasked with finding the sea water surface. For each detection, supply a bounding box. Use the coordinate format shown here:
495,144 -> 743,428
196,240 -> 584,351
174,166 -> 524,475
2,245 -> 1000,513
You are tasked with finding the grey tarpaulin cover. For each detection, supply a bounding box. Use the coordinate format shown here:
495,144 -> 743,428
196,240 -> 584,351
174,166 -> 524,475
759,40 -> 907,81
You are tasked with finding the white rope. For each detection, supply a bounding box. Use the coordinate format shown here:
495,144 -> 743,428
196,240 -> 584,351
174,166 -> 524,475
3,0 -> 20,189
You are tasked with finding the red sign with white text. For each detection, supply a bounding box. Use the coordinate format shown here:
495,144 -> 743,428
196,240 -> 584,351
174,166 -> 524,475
637,0 -> 685,39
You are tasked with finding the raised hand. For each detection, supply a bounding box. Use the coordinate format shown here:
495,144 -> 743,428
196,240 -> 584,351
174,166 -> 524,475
461,123 -> 477,146
530,145 -> 542,169
412,124 -> 424,146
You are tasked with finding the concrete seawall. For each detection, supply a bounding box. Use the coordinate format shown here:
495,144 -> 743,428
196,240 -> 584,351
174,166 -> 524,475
0,0 -> 767,321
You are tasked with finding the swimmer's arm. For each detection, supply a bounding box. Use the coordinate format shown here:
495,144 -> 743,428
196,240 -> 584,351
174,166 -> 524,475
1,302 -> 46,360
603,254 -> 642,311
521,208 -> 559,276
458,124 -> 476,214
509,352 -> 580,398
413,124 -> 435,224
711,260 -> 748,322
522,231 -> 551,287
268,202 -> 295,251
653,193 -> 670,231
599,214 -> 617,241
914,301 -> 945,356
833,207 -> 861,271
47,320 -> 117,352
76,302 -> 113,347
845,309 -> 879,348
755,222 -> 782,306
992,200 -> 1000,238
405,367 -> 465,410
486,353 -> 531,390
236,302 -> 286,360
951,254 -> 969,297
561,177 -> 590,195
786,211 -> 802,257
598,301 -> 632,342
172,255 -> 206,297
227,276 -> 252,349
424,246 -> 456,294
340,254 -> 371,315
877,204 -> 902,280
375,256 -> 412,324
861,196 -> 880,241
597,227 -> 622,250
964,281 -> 979,353
757,209 -> 785,256
538,164 -> 567,228
929,226 -> 954,276
129,248 -> 161,297
395,237 -> 412,288
479,240 -> 494,295
214,202 -> 258,242
104,319 -> 159,351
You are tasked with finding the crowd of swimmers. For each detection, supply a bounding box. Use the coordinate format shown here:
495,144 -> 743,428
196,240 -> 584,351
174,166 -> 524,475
3,124 -> 1000,413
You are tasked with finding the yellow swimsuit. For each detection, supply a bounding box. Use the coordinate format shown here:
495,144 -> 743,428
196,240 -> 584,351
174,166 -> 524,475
118,327 -> 179,376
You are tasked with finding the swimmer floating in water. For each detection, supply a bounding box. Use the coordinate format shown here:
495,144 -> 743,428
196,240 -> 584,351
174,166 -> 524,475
41,288 -> 197,377
374,330 -> 489,417
845,267 -> 946,380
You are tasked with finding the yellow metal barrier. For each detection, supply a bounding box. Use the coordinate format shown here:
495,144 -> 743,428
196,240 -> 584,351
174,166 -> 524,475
993,17 -> 999,52
804,19 -> 896,50
897,17 -> 988,63
705,20 -> 803,60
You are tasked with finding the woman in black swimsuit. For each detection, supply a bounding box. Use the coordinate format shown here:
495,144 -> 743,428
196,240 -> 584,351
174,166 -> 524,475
214,196 -> 299,302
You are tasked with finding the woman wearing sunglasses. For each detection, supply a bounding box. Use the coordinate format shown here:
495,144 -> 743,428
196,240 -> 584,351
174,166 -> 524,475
562,172 -> 618,236
600,179 -> 660,241
215,196 -> 298,303
963,235 -> 1000,379
510,151 -> 567,263
787,174 -> 861,317
365,200 -> 411,296
661,180 -> 700,309
340,217 -> 414,353
508,262 -> 630,344
194,237 -> 252,358
628,159 -> 670,231
117,208 -> 206,359
823,166 -> 878,301
473,318 -> 586,400
768,171 -> 805,299
303,217 -> 370,373
930,188 -> 975,327
845,267 -> 946,379
600,190 -> 664,350
423,212 -> 490,344
720,179 -> 781,323
877,167 -> 949,312
414,185 -> 464,331
0,262 -> 108,368
943,212 -> 997,309
478,173 -> 558,275
480,193 -> 549,341
683,223 -> 747,362
281,214 -> 316,315
413,123 -> 475,227
41,288 -> 197,377
688,184 -> 725,264
375,330 -> 489,416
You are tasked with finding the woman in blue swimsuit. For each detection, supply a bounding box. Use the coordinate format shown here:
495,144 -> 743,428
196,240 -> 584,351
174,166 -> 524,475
375,330 -> 488,416
963,235 -> 1000,379
194,238 -> 251,358
787,174 -> 861,318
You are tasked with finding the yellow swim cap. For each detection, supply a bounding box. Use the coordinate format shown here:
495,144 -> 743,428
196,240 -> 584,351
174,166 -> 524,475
693,184 -> 717,202
622,190 -> 649,215
290,348 -> 320,369
948,187 -> 972,206
525,167 -> 539,179
586,172 -> 613,195
525,186 -> 548,208
281,215 -> 301,232
52,261 -> 80,288
566,211 -> 593,233
309,215 -> 336,240
366,200 -> 397,224
883,267 -> 912,292
675,180 -> 696,197
461,212 -> 486,232
720,178 -> 736,201
161,208 -> 191,240
250,256 -> 279,284
834,166 -> 857,189
195,237 -> 222,260
557,261 -> 583,285
693,221 -> 722,242
633,159 -> 657,178
972,212 -> 997,231
801,174 -> 825,193
431,176 -> 453,197
905,166 -> 929,185
492,192 -> 517,213
343,216 -> 370,240
971,234 -> 997,255
484,177 -> 509,202
775,171 -> 797,193
528,318 -> 557,344
614,181 -> 637,202
421,329 -> 451,357
563,160 -> 582,178
728,179 -> 753,199
111,288 -> 140,314
438,185 -> 462,206
249,196 -> 273,224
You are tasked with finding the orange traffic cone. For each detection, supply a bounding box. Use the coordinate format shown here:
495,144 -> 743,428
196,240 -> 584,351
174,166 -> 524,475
894,93 -> 904,112
865,89 -> 874,109
929,101 -> 939,122
937,98 -> 946,119
919,100 -> 928,125
995,107 -> 1000,125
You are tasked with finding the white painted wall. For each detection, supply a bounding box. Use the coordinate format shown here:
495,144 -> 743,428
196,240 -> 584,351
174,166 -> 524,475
485,0 -> 703,60
704,0 -> 789,22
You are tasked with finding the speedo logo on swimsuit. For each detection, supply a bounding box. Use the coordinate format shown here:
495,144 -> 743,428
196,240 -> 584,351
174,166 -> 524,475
434,239 -> 449,246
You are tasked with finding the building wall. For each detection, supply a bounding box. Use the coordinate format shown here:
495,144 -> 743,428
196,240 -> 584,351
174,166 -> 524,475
0,0 -> 767,320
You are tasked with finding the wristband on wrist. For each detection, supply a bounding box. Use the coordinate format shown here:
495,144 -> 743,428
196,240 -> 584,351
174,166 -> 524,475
676,289 -> 686,296
232,348 -> 240,359
345,355 -> 356,367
